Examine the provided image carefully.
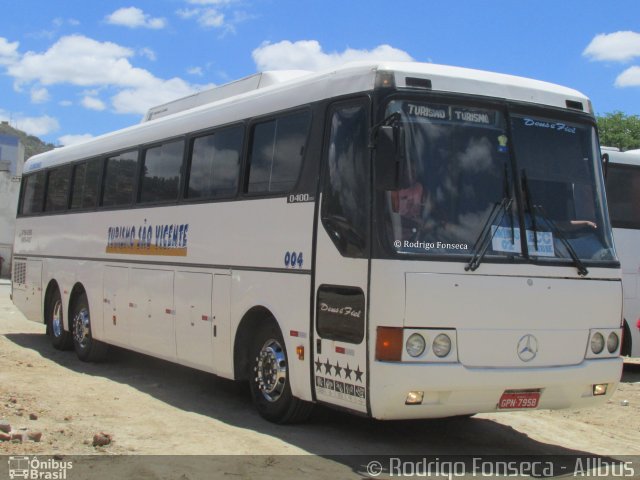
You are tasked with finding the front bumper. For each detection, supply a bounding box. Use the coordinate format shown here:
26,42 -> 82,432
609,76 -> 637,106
370,358 -> 622,420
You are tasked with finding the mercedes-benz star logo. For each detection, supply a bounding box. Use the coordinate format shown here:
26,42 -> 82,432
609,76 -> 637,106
517,334 -> 538,362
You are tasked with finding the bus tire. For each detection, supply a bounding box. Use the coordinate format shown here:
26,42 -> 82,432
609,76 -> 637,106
46,288 -> 73,350
71,292 -> 108,362
248,322 -> 313,424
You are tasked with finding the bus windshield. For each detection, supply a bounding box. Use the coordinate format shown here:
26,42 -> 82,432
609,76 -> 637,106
381,99 -> 616,265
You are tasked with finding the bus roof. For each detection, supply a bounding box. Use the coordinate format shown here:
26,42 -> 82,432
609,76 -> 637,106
25,61 -> 591,173
603,148 -> 640,167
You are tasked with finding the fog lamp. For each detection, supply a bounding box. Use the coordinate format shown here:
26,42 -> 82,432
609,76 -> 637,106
593,384 -> 608,396
405,391 -> 424,405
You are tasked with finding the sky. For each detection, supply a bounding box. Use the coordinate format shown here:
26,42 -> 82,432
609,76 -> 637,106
0,0 -> 639,146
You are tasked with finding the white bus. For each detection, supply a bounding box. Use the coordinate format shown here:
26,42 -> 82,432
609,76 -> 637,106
603,147 -> 640,357
12,62 -> 622,423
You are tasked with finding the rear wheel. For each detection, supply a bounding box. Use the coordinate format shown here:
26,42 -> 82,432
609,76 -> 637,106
47,289 -> 72,350
71,292 -> 108,362
248,322 -> 313,423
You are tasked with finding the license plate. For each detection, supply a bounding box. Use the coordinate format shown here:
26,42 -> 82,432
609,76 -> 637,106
498,390 -> 540,409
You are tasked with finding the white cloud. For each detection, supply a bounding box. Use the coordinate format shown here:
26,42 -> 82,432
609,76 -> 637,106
58,134 -> 94,146
583,31 -> 640,62
187,66 -> 204,76
59,100 -> 72,107
112,78 -> 214,115
615,66 -> 640,87
139,47 -> 157,61
177,0 -> 245,33
8,35 -> 144,87
4,34 -> 211,116
30,86 -> 50,104
252,40 -> 414,71
0,113 -> 60,136
0,37 -> 19,65
106,7 -> 167,29
81,96 -> 107,111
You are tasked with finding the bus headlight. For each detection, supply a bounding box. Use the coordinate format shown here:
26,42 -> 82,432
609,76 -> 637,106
607,332 -> 619,354
406,333 -> 427,357
432,334 -> 452,358
590,332 -> 605,354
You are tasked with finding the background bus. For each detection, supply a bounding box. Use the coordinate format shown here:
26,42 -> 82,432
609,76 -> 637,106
603,146 -> 640,356
12,62 -> 623,423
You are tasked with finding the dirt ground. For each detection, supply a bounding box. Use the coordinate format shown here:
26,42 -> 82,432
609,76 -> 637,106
0,281 -> 638,478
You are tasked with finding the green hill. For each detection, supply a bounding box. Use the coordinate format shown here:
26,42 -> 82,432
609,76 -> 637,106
0,122 -> 55,161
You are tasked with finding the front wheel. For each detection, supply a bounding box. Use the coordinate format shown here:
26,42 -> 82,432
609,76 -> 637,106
71,292 -> 108,362
248,322 -> 313,423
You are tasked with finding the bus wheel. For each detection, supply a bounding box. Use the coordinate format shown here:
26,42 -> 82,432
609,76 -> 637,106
47,289 -> 72,350
248,322 -> 313,423
71,293 -> 108,362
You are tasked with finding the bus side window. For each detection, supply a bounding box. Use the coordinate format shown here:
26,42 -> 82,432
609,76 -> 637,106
45,165 -> 72,212
139,140 -> 184,204
70,158 -> 102,210
102,150 -> 139,207
321,102 -> 369,257
246,110 -> 310,194
20,171 -> 46,215
187,126 -> 243,199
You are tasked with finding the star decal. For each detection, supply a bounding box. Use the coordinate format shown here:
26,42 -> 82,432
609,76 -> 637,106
354,365 -> 364,383
315,357 -> 322,373
343,363 -> 353,380
323,358 -> 333,375
334,361 -> 342,378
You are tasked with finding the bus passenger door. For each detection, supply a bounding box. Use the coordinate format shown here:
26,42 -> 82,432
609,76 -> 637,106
313,99 -> 370,414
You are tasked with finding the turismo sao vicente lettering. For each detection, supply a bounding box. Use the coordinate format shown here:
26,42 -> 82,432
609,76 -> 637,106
106,220 -> 189,256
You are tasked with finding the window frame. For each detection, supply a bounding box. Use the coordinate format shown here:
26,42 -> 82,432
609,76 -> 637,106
606,162 -> 640,230
183,122 -> 245,203
242,106 -> 313,198
100,148 -> 141,209
137,137 -> 187,206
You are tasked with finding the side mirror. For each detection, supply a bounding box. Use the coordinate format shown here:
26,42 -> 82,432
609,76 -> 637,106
375,124 -> 406,190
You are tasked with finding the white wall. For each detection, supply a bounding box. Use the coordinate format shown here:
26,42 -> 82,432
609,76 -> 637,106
0,173 -> 20,278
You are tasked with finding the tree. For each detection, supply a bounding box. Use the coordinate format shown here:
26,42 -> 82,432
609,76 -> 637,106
596,111 -> 640,151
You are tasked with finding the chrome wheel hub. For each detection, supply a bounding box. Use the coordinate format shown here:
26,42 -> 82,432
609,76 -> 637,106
254,339 -> 287,402
73,308 -> 91,349
52,300 -> 63,338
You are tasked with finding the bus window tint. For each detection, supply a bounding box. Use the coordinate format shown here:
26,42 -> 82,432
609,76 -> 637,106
21,171 -> 46,215
102,150 -> 139,207
247,110 -> 310,193
70,158 -> 101,210
139,140 -> 184,203
45,166 -> 72,212
606,164 -> 640,229
321,103 -> 369,257
188,127 -> 242,199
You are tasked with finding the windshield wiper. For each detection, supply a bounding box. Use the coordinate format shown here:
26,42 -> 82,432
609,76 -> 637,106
465,196 -> 513,272
532,205 -> 589,276
520,168 -> 588,276
465,163 -> 514,272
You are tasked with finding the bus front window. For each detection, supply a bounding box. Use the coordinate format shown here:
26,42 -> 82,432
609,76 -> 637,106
380,100 -> 616,266
382,100 -> 516,258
